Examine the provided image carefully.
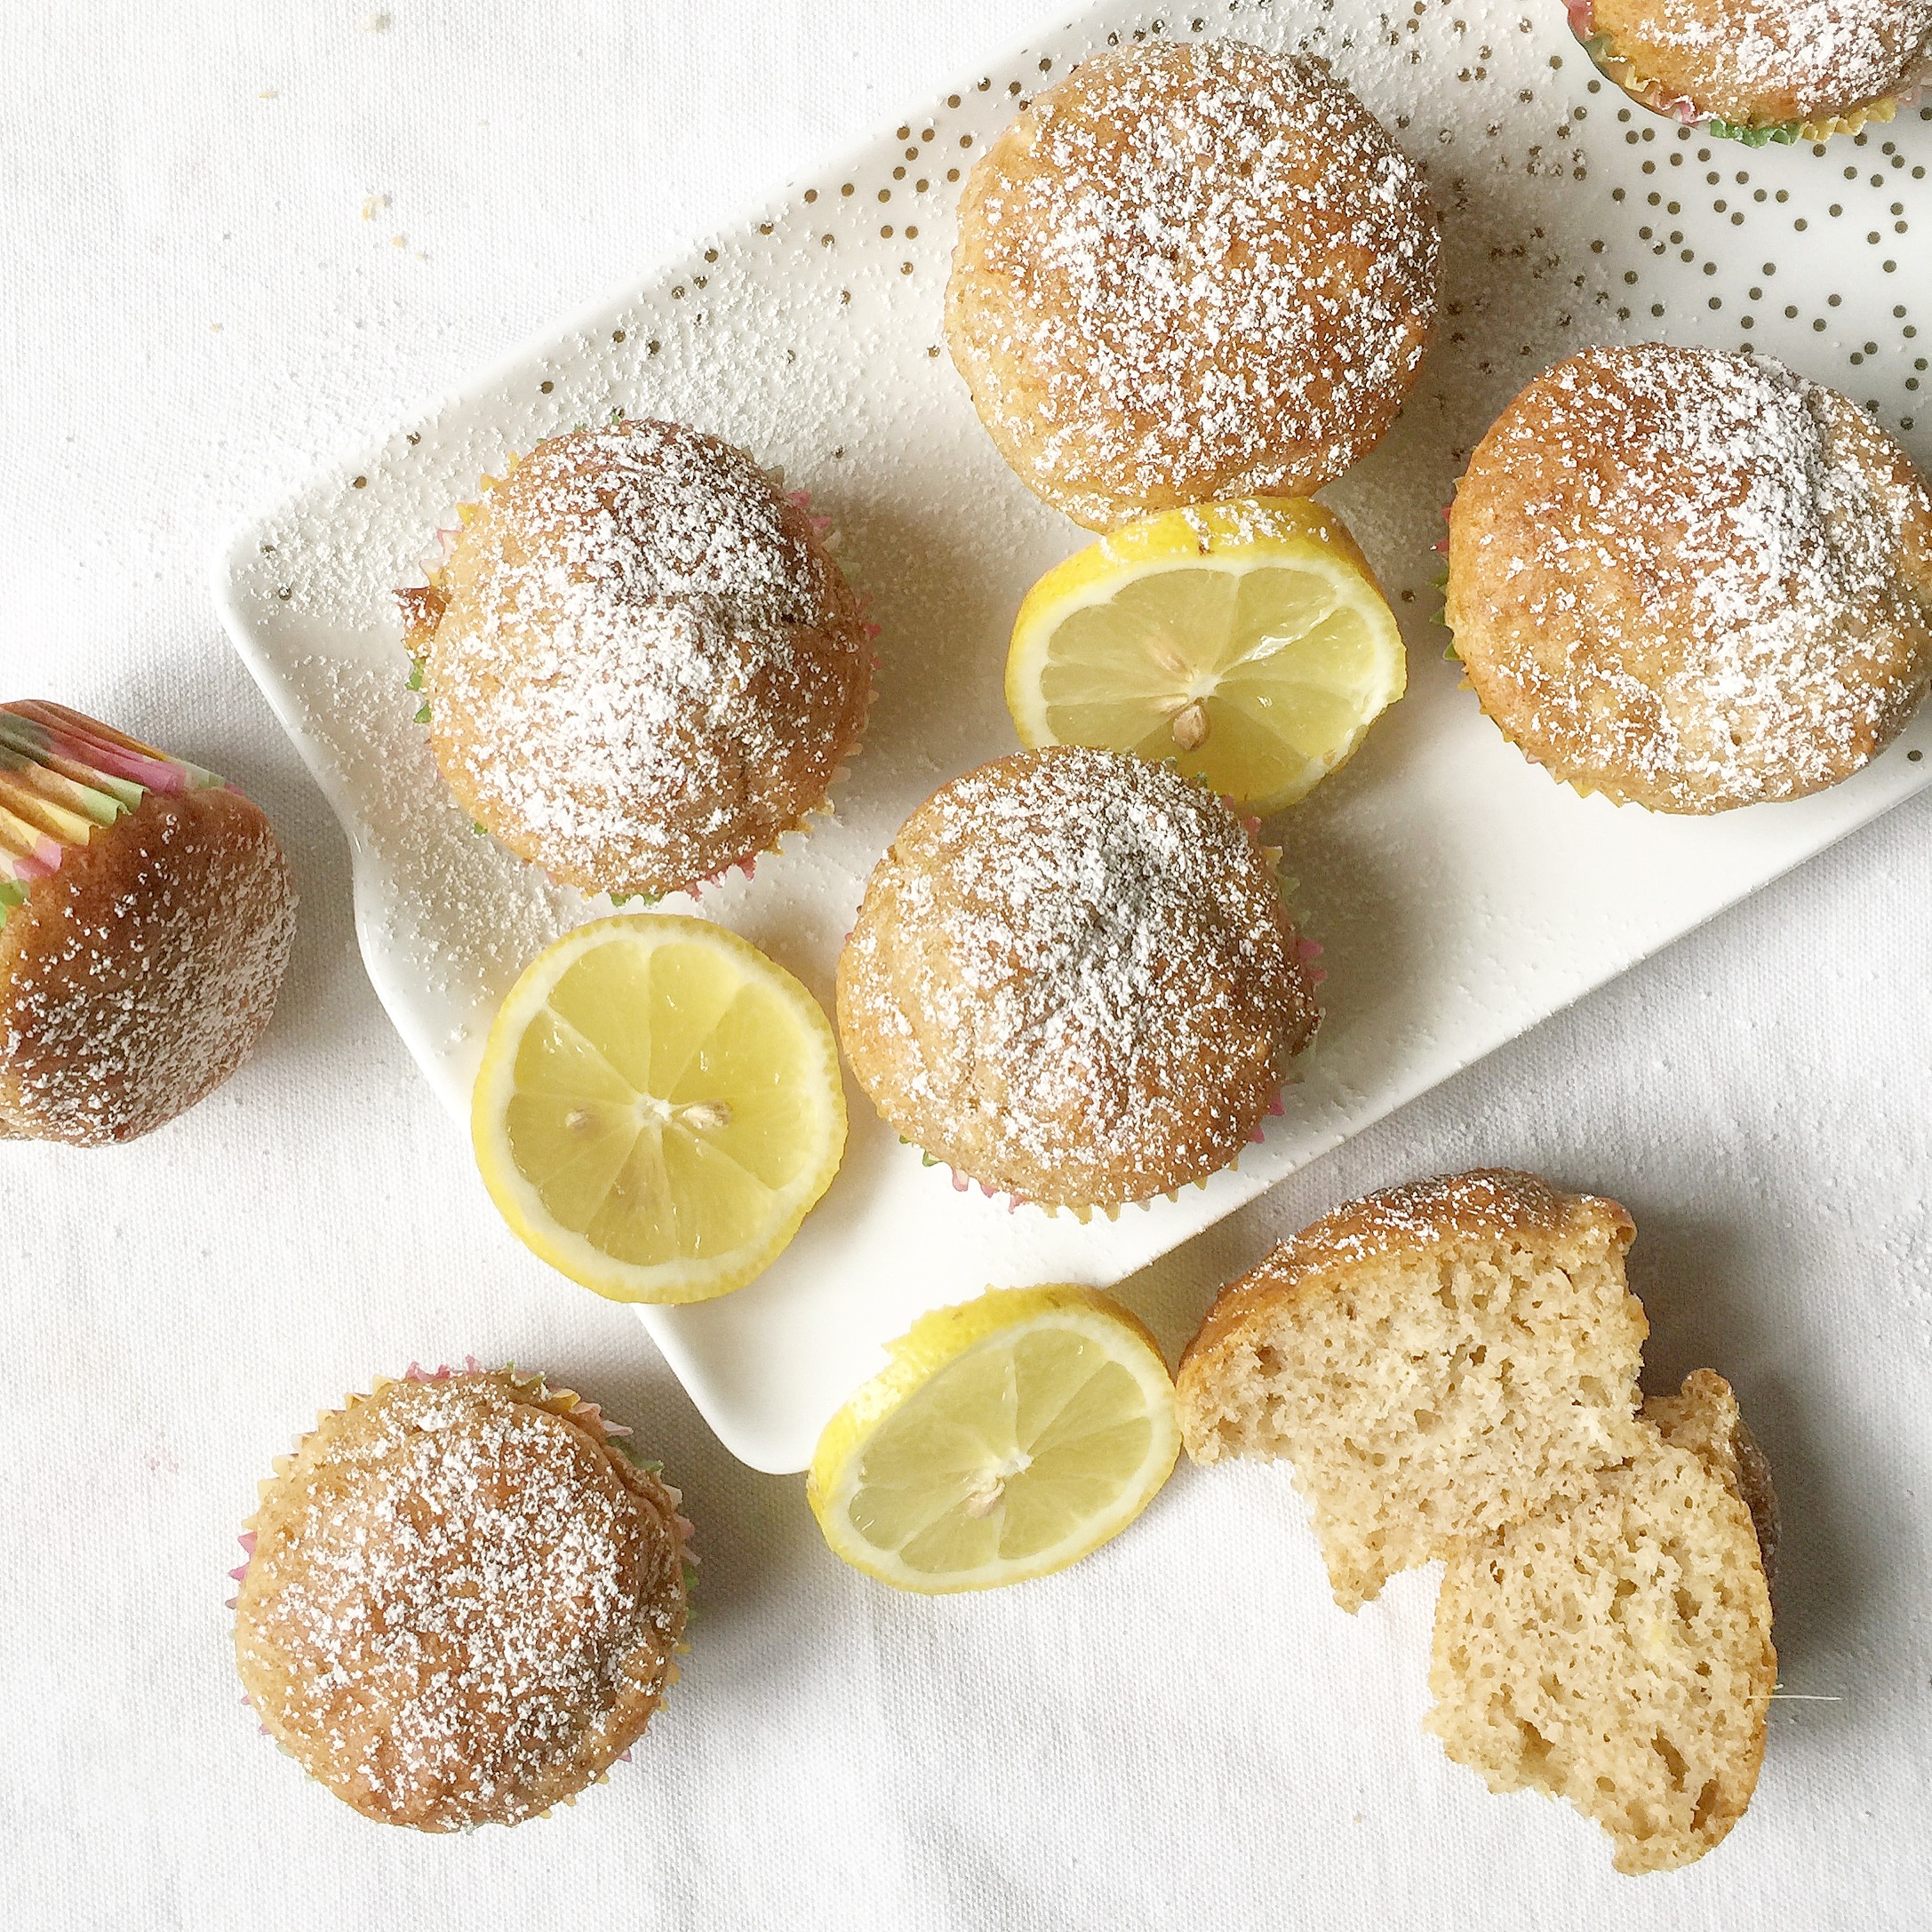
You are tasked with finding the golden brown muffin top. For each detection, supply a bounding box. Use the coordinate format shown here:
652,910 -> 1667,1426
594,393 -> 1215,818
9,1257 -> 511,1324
945,38 -> 1440,528
1447,344 -> 1932,812
1585,0 -> 1932,125
418,418 -> 871,896
234,1367 -> 690,1832
836,746 -> 1317,1208
1182,1168 -> 1635,1371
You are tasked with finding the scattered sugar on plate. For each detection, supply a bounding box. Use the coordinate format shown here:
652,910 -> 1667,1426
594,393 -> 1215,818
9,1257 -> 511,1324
290,658 -> 586,1025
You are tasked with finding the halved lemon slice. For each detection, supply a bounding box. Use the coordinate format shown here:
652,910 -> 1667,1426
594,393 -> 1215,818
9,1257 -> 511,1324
807,1285 -> 1180,1593
1007,497 -> 1406,813
472,915 -> 846,1304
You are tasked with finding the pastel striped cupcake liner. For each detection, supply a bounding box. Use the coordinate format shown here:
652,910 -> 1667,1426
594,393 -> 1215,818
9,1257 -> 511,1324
0,700 -> 230,919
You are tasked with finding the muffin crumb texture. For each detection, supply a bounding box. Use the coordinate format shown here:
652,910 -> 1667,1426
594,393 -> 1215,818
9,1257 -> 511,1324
1178,1169 -> 1649,1609
1180,1175 -> 1776,1871
1428,1370 -> 1776,1874
233,1367 -> 689,1832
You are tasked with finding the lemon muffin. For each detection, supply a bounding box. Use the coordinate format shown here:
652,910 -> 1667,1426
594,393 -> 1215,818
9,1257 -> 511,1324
0,700 -> 295,1144
835,747 -> 1318,1212
1446,344 -> 1932,812
233,1364 -> 691,1832
401,418 -> 873,899
1178,1170 -> 1649,1609
945,39 -> 1441,531
1428,1370 -> 1777,1873
1569,0 -> 1932,139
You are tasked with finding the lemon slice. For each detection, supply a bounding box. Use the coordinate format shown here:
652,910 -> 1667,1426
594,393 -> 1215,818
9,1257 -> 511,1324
472,915 -> 846,1304
1007,497 -> 1406,813
807,1285 -> 1180,1592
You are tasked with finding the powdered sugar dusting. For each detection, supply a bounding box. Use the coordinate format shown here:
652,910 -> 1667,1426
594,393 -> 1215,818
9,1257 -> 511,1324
291,659 -> 582,1025
838,748 -> 1317,1209
946,38 -> 1441,528
0,783 -> 295,1145
1449,344 -> 1932,811
234,1368 -> 688,1832
420,419 -> 871,897
1281,1168 -> 1619,1269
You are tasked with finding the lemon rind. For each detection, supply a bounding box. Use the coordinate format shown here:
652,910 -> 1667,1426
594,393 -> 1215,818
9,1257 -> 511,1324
1006,498 -> 1407,814
806,1286 -> 1181,1593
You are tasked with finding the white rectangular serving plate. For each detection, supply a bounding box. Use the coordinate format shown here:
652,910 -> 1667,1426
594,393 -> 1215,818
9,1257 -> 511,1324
214,0 -> 1932,1473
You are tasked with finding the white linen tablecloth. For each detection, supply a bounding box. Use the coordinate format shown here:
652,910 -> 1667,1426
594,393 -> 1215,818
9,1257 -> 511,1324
2,4 -> 1928,1927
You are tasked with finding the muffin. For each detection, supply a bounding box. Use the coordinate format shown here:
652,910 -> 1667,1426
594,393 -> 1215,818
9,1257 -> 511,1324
1428,1370 -> 1776,1874
1177,1170 -> 1649,1610
0,700 -> 295,1144
1568,0 -> 1932,140
1445,344 -> 1932,812
945,39 -> 1441,531
835,747 -> 1319,1213
233,1364 -> 692,1832
1178,1171 -> 1776,1872
400,418 -> 874,899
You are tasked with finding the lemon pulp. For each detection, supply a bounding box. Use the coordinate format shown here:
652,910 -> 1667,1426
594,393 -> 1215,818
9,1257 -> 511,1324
808,1286 -> 1180,1592
472,916 -> 845,1304
1007,497 -> 1406,813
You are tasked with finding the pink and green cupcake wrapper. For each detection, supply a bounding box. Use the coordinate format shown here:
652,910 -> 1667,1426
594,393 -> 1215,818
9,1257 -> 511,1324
1566,0 -> 1923,144
0,701 -> 232,917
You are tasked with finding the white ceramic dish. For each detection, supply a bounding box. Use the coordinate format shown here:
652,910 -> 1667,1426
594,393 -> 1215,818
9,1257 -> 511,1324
212,0 -> 1932,1473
